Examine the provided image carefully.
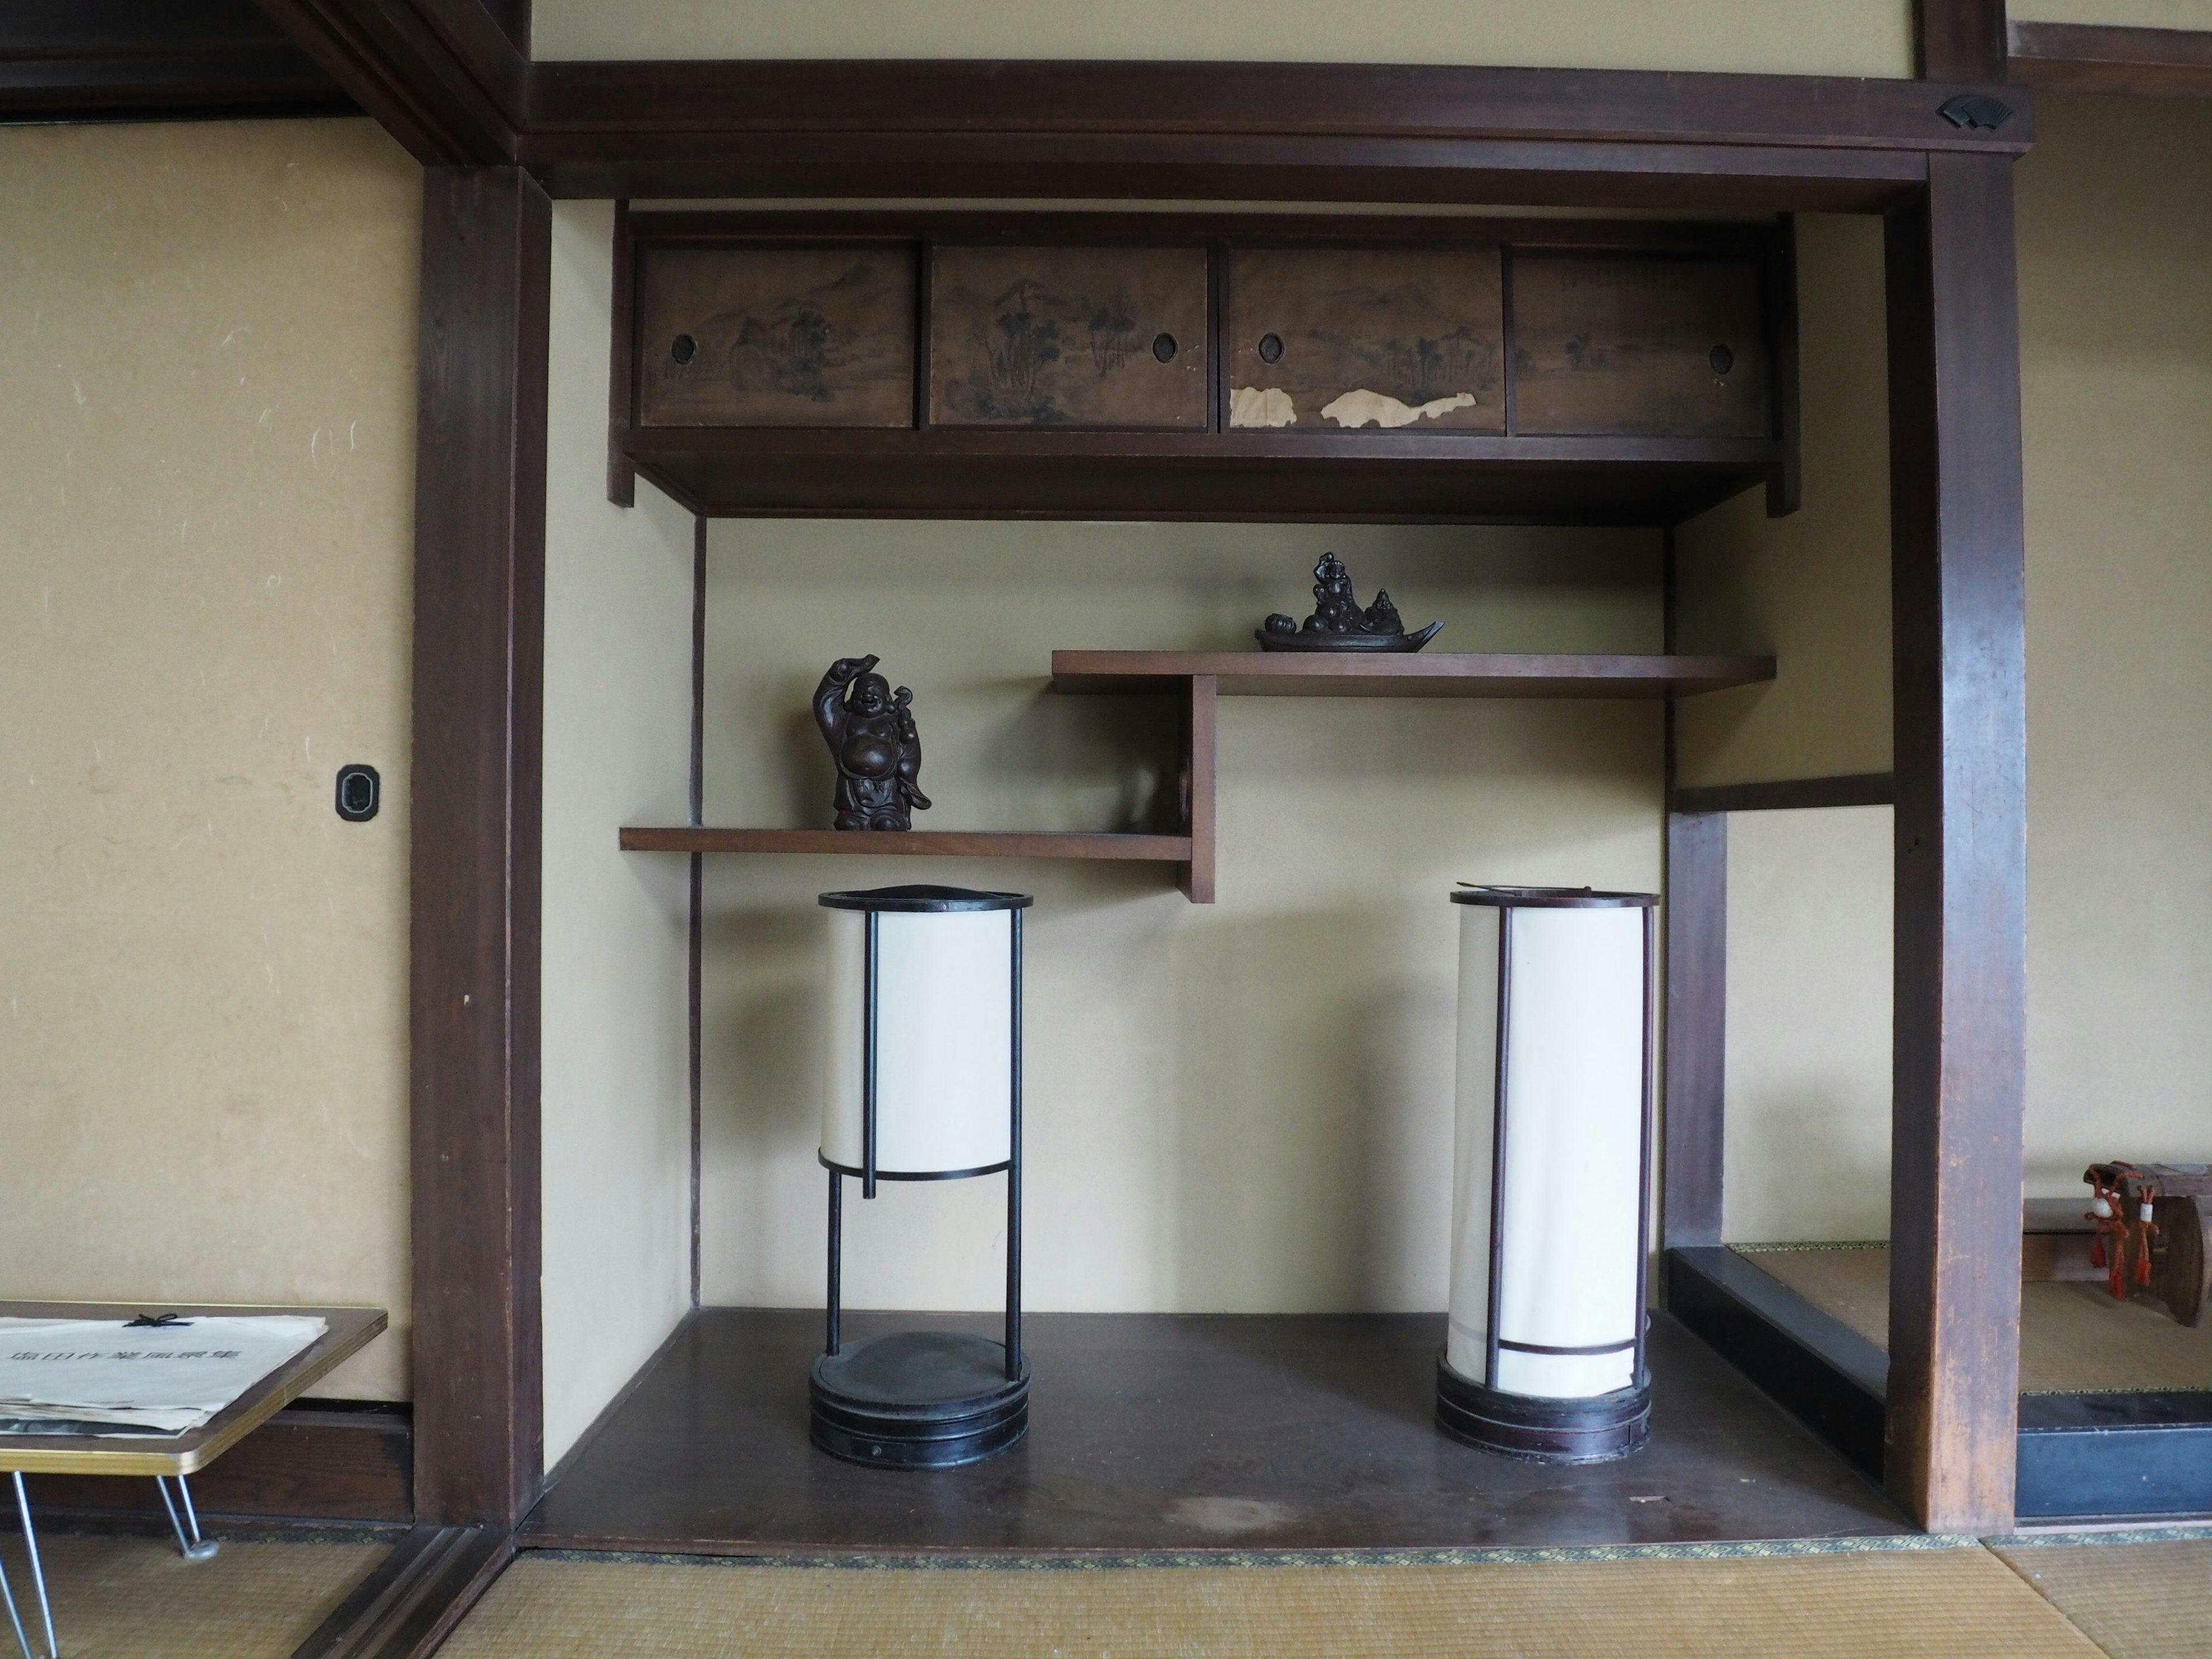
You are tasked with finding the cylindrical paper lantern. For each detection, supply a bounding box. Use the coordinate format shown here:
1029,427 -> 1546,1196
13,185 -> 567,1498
809,885 -> 1031,1470
1436,885 -> 1658,1463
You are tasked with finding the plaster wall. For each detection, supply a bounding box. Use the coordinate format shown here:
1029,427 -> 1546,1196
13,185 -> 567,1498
696,523 -> 1665,1313
2009,1 -> 2212,28
531,0 -> 1914,78
1711,94 -> 2212,1241
0,120 -> 419,1397
537,204 -> 696,1467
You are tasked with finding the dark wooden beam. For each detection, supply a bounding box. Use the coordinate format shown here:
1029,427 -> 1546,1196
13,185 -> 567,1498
1662,812 -> 1728,1250
1882,153 -> 2028,1536
1672,774 -> 1896,814
410,164 -> 550,1530
290,1525 -> 514,1659
0,0 -> 355,123
250,0 -> 521,165
1918,0 -> 2010,84
520,60 -> 2026,207
2009,22 -> 2212,99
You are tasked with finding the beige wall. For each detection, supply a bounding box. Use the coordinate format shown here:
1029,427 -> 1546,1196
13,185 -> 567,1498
2018,94 -> 2212,1195
1673,213 -> 1894,789
532,0 -> 1912,78
696,523 -> 1666,1312
539,204 -> 696,1465
0,120 -> 419,1397
1715,94 -> 2212,1240
2010,0 -> 2212,27
1722,807 -> 1895,1243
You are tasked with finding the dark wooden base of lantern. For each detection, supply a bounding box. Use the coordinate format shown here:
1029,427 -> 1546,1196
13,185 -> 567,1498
809,1331 -> 1031,1470
1434,1358 -> 1652,1464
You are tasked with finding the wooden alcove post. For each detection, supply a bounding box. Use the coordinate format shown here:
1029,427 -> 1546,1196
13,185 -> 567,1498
1880,151 -> 2029,1536
410,164 -> 552,1532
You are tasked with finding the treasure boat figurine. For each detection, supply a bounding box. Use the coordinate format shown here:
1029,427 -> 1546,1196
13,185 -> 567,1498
1256,552 -> 1443,653
815,655 -> 931,831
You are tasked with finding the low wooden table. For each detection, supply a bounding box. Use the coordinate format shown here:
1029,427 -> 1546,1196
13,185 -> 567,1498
0,1301 -> 386,1659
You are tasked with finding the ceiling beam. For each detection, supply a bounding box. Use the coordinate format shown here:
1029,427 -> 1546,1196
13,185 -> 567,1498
2008,21 -> 2212,99
251,0 -> 522,164
0,0 -> 355,124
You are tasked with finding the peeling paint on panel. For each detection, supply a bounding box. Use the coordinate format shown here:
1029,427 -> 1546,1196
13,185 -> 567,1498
1227,386 -> 1297,428
1320,389 -> 1480,429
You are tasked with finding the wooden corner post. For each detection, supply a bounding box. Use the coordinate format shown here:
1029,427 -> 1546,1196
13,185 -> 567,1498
411,165 -> 552,1529
1883,152 -> 2029,1535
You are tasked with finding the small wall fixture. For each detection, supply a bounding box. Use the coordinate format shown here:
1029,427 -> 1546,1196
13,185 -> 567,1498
811,884 -> 1031,1468
1437,885 -> 1658,1463
334,764 -> 380,822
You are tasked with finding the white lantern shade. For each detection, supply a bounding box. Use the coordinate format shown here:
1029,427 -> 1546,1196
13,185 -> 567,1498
1445,890 -> 1654,1403
820,890 -> 1020,1177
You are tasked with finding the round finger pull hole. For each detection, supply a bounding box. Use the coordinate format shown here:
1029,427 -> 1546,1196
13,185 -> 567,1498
1152,332 -> 1179,363
1257,332 -> 1285,365
335,763 -> 381,823
1709,343 -> 1735,376
671,333 -> 698,365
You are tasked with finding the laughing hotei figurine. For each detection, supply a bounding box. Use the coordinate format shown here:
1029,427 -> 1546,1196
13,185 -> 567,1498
815,655 -> 931,831
1257,553 -> 1443,653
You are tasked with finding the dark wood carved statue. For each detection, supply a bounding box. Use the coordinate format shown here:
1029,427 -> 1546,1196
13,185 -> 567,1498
1258,552 -> 1442,653
815,656 -> 930,831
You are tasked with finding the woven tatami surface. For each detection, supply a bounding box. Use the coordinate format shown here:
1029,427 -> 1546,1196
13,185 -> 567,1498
438,1545 -> 2105,1659
1996,1535 -> 2212,1659
0,1531 -> 386,1659
1737,1245 -> 2212,1393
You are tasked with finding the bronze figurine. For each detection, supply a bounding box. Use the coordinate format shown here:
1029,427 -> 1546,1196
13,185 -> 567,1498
1257,553 -> 1442,653
815,656 -> 931,831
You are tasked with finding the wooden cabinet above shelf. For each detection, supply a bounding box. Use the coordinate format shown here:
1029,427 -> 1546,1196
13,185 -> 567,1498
610,213 -> 1798,525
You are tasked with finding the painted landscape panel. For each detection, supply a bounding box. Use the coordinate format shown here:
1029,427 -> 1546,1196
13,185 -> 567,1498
929,246 -> 1209,429
1511,255 -> 1769,438
638,245 -> 918,428
1226,249 -> 1505,434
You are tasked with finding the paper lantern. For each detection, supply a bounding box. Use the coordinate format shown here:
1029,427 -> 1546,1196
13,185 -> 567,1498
810,885 -> 1030,1468
1437,885 -> 1658,1463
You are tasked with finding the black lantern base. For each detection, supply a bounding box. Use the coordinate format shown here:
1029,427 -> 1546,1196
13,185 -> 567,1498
809,1331 -> 1031,1469
1434,1355 -> 1650,1464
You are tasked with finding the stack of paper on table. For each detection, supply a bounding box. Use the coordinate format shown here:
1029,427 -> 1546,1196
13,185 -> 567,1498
0,1316 -> 326,1435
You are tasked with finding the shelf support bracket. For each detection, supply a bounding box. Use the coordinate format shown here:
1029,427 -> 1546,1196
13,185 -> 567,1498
1180,675 -> 1217,905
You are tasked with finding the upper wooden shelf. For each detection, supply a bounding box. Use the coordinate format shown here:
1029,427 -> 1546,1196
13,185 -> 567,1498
1051,651 -> 1776,698
621,429 -> 1782,527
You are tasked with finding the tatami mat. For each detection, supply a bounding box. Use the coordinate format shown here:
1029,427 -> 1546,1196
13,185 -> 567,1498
0,1529 -> 387,1659
438,1544 -> 2105,1659
1737,1245 -> 2212,1393
1995,1533 -> 2212,1659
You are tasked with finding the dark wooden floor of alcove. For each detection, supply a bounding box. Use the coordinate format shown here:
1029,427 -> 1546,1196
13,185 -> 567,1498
522,1309 -> 1904,1555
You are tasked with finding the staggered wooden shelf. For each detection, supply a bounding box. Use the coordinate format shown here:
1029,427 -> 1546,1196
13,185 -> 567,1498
1050,650 -> 1775,698
618,828 -> 1191,861
622,652 -> 1775,903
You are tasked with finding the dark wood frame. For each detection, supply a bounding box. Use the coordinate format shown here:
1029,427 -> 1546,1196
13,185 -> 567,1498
0,0 -> 355,124
237,0 -> 2036,1569
2009,21 -> 2212,100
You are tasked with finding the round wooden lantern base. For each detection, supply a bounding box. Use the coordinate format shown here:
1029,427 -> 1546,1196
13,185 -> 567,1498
810,1331 -> 1030,1469
1434,1356 -> 1650,1464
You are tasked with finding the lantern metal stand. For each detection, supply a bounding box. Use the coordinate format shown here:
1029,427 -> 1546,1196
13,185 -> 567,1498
810,885 -> 1031,1469
1435,885 -> 1659,1464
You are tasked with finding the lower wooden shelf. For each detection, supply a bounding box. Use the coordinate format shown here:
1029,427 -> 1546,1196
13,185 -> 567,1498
618,827 -> 1192,861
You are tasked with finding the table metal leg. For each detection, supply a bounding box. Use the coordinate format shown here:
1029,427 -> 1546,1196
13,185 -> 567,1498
7,1474 -> 55,1659
0,1542 -> 33,1659
154,1476 -> 219,1562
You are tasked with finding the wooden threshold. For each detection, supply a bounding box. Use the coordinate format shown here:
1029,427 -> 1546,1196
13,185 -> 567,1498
1051,650 -> 1774,698
620,828 -> 1191,861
